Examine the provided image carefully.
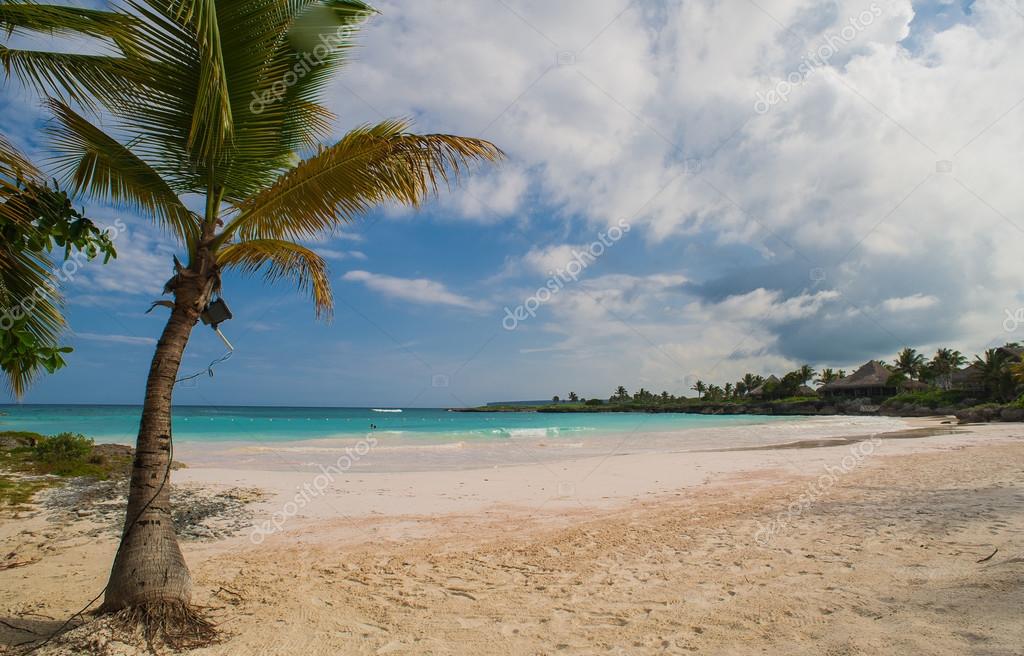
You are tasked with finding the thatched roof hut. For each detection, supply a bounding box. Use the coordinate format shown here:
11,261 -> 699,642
819,360 -> 896,397
748,375 -> 779,398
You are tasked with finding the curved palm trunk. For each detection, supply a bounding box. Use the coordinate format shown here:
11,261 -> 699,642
102,261 -> 213,613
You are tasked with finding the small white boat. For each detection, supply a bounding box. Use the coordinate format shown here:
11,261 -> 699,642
371,408 -> 403,413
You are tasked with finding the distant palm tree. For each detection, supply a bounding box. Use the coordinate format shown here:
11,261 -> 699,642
886,370 -> 910,391
930,347 -> 966,390
894,348 -> 925,380
1,0 -> 501,626
660,390 -> 670,402
723,382 -> 733,399
815,368 -> 840,386
740,373 -> 763,396
568,392 -> 579,402
796,364 -> 815,385
837,369 -> 847,379
974,349 -> 1015,401
691,380 -> 706,399
613,386 -> 629,401
1008,356 -> 1024,388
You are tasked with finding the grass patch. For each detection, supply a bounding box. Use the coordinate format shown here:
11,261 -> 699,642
0,474 -> 54,507
0,430 -> 134,507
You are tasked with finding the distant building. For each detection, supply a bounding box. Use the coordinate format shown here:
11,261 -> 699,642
950,345 -> 1024,392
796,384 -> 819,397
747,375 -> 780,399
818,360 -> 896,398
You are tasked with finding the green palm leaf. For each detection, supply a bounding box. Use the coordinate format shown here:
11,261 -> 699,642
217,239 -> 332,317
46,99 -> 201,245
220,119 -> 504,244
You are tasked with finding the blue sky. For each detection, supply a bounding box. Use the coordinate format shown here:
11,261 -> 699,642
3,0 -> 1023,407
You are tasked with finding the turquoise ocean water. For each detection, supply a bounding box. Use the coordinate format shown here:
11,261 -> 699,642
0,404 -> 795,444
0,405 -> 910,471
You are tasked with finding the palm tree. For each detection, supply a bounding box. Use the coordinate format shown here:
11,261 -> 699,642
796,364 -> 815,385
0,137 -> 116,397
893,347 -> 925,380
1,0 -> 501,627
723,382 -> 733,399
1008,356 -> 1024,388
612,385 -> 628,401
568,391 -> 578,402
974,349 -> 1015,401
740,373 -> 763,397
690,379 -> 706,399
930,347 -> 966,390
815,368 -> 840,386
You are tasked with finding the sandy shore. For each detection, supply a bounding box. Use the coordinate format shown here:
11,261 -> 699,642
2,418 -> 1023,654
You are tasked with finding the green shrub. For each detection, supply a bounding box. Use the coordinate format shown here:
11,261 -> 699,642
883,389 -> 965,409
585,398 -> 605,406
33,432 -> 93,463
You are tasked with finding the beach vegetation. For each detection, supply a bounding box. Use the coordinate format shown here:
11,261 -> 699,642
881,389 -> 966,409
0,138 -> 117,398
0,430 -> 136,505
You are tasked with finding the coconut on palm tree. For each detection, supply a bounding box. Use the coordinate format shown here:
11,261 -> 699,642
1,0 -> 501,632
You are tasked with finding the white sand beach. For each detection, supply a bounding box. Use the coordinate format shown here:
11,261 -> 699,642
2,418 -> 1023,655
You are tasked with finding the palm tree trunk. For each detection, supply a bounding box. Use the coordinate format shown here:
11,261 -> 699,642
101,264 -> 213,613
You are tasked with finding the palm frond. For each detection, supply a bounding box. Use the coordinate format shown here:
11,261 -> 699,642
165,0 -> 233,160
0,1 -> 138,47
0,135 -> 63,398
46,99 -> 201,246
0,46 -> 142,110
218,0 -> 375,198
216,239 -> 332,317
220,120 -> 504,243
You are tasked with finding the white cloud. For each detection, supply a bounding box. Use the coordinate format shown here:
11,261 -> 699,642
341,270 -> 485,310
324,0 -> 1024,373
74,332 -> 156,346
319,248 -> 367,261
881,293 -> 939,312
